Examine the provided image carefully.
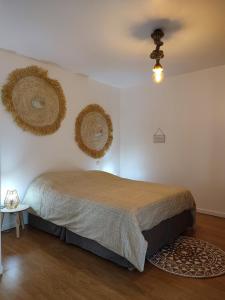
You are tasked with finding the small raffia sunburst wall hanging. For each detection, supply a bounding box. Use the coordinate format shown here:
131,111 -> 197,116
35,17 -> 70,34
1,65 -> 66,135
75,104 -> 113,158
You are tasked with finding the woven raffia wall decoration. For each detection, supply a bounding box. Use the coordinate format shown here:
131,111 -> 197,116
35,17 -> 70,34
75,104 -> 113,158
1,65 -> 66,135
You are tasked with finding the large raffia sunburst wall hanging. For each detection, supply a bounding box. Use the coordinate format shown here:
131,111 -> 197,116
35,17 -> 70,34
75,104 -> 113,158
1,65 -> 66,135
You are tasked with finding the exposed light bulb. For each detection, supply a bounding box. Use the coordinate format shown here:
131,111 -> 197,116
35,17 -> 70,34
152,62 -> 164,83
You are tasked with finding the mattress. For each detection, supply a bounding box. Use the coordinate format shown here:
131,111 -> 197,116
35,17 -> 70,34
23,170 -> 196,271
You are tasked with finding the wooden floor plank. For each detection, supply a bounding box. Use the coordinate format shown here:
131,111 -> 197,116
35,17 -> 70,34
0,213 -> 225,300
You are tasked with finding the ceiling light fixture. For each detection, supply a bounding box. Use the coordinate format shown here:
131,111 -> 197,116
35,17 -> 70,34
150,29 -> 164,83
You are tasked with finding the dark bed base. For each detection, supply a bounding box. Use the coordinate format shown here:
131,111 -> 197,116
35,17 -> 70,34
28,210 -> 193,270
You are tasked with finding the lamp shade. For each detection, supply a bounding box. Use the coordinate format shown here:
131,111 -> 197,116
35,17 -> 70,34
4,190 -> 20,209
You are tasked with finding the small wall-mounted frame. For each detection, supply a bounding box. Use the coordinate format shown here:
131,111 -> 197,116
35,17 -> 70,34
153,128 -> 166,143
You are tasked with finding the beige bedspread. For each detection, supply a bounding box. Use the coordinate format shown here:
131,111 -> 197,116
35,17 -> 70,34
23,171 -> 195,271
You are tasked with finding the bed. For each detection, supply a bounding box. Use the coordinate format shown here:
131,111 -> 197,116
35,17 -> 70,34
23,170 -> 196,271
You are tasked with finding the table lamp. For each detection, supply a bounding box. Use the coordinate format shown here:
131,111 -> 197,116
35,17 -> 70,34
4,190 -> 20,209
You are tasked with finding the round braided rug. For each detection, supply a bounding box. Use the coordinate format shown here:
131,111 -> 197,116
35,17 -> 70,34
148,236 -> 225,278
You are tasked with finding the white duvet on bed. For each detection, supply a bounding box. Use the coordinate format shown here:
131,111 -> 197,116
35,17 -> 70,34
23,170 -> 195,271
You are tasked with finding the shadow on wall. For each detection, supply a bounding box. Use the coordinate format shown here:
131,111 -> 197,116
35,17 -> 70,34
130,18 -> 184,41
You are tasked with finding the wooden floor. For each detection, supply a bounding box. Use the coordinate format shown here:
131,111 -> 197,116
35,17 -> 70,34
1,213 -> 225,300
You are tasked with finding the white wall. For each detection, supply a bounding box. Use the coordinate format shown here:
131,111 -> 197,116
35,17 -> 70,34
0,158 -> 2,274
120,65 -> 225,217
0,50 -> 120,230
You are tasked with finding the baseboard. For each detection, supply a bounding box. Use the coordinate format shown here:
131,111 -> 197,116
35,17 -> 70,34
197,208 -> 225,218
1,221 -> 16,231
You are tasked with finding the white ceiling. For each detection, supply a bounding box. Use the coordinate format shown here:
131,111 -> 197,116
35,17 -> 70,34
0,0 -> 225,88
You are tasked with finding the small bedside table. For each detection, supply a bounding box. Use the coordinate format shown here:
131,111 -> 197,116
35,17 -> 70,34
0,204 -> 29,238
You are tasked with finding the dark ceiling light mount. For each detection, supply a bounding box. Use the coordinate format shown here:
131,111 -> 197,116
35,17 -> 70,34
150,29 -> 164,83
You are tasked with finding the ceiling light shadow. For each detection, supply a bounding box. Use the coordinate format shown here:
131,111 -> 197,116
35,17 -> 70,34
130,18 -> 183,41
